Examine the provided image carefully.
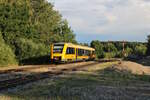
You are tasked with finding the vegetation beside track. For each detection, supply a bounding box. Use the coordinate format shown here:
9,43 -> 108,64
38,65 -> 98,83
0,34 -> 17,67
1,62 -> 150,100
0,0 -> 76,66
91,40 -> 148,59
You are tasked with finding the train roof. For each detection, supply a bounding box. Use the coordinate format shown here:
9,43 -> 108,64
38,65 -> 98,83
54,42 -> 95,51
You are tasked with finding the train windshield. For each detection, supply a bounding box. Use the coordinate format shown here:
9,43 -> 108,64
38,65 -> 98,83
53,44 -> 64,53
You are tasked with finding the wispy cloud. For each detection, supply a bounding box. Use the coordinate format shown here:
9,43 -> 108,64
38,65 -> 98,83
48,0 -> 150,42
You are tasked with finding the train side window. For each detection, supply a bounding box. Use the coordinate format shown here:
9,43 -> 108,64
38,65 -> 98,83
86,50 -> 90,56
84,50 -> 90,56
78,49 -> 84,56
78,49 -> 81,56
77,49 -> 80,56
66,47 -> 75,54
84,50 -> 86,56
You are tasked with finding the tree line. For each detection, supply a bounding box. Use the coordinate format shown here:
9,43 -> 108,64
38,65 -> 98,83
0,0 -> 76,66
90,36 -> 150,59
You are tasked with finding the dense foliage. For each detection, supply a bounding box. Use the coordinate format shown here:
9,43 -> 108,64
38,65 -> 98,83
91,40 -> 147,59
91,40 -> 104,58
147,35 -> 150,55
0,33 -> 17,66
0,0 -> 76,66
135,44 -> 147,56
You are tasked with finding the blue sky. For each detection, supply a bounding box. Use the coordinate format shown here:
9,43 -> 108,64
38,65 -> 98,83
48,0 -> 150,43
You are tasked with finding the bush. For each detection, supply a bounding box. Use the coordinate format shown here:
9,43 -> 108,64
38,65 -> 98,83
104,52 -> 116,59
104,43 -> 118,53
135,44 -> 147,56
0,33 -> 17,66
15,38 -> 49,64
115,51 -> 123,58
147,35 -> 150,55
103,43 -> 118,58
124,47 -> 133,57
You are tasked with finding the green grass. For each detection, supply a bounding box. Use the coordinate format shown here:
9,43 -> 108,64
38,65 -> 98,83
1,63 -> 150,100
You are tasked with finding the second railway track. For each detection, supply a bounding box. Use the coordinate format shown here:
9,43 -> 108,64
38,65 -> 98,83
0,59 -> 121,75
0,64 -> 56,75
0,61 -> 101,91
0,59 -> 121,91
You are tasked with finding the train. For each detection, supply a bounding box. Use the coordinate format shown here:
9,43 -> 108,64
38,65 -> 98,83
50,43 -> 96,62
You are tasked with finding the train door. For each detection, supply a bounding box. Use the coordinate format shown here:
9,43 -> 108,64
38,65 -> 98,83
65,47 -> 76,61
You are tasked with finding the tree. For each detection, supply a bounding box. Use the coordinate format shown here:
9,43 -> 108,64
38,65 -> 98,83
125,47 -> 133,57
55,20 -> 76,43
79,43 -> 89,46
127,42 -> 139,52
103,43 -> 118,58
135,44 -> 147,56
104,43 -> 117,53
91,40 -> 104,58
15,38 -> 49,61
0,0 -> 76,65
147,35 -> 150,55
114,42 -> 123,51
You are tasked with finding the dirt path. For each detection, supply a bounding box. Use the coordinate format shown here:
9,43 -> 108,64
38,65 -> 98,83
115,61 -> 150,75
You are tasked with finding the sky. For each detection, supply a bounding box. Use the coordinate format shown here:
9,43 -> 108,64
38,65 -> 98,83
48,0 -> 150,43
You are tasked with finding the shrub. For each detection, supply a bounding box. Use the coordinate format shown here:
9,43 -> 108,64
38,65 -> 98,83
135,44 -> 147,56
104,43 -> 118,53
0,33 -> 17,66
125,47 -> 133,57
15,38 -> 49,64
147,35 -> 150,55
91,40 -> 104,58
115,51 -> 123,58
104,52 -> 116,59
15,38 -> 50,64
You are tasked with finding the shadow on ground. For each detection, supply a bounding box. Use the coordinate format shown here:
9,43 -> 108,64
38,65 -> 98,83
125,57 -> 150,66
20,55 -> 51,65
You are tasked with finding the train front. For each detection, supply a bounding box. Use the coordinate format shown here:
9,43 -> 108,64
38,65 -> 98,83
51,43 -> 65,63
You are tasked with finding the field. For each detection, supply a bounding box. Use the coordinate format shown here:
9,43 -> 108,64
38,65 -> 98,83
0,60 -> 150,100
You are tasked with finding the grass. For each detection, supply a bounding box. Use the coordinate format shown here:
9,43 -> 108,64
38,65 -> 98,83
0,62 -> 150,100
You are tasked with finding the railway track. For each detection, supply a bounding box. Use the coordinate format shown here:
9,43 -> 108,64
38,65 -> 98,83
0,64 -> 56,75
0,59 -> 121,91
0,61 -> 99,75
0,61 -> 100,91
0,59 -> 121,75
